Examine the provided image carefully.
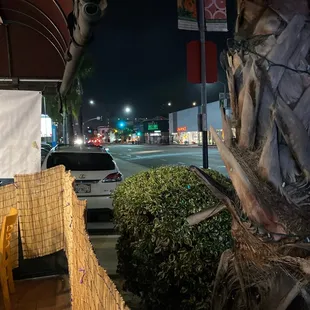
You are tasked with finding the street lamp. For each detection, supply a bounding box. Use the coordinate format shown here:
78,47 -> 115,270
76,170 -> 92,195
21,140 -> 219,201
124,106 -> 131,113
83,116 -> 102,125
192,101 -> 197,106
82,116 -> 102,143
160,102 -> 172,116
89,100 -> 95,105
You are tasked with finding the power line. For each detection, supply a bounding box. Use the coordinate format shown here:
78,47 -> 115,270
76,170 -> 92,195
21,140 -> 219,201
227,37 -> 310,75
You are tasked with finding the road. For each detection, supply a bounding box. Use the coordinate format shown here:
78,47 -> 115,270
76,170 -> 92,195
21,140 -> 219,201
108,144 -> 227,178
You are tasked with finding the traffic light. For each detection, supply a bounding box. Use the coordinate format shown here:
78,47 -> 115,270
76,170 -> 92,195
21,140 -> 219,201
137,131 -> 141,136
117,121 -> 125,129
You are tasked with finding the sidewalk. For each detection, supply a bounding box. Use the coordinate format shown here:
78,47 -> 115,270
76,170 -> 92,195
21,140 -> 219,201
90,236 -> 119,275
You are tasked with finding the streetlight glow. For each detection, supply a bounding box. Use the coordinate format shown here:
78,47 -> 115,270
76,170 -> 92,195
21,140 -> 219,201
192,101 -> 197,106
168,102 -> 172,106
89,100 -> 95,105
124,106 -> 131,113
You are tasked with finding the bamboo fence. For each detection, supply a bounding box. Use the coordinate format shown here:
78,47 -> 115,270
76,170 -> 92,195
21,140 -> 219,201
0,183 -> 18,268
0,165 -> 129,310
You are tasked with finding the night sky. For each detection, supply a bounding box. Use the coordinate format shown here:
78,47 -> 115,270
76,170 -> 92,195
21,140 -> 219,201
83,0 -> 236,123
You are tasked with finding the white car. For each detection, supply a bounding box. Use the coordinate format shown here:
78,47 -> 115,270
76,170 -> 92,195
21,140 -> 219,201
42,145 -> 122,231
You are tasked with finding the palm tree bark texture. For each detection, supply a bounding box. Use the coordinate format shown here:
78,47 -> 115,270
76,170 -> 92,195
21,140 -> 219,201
191,1 -> 310,309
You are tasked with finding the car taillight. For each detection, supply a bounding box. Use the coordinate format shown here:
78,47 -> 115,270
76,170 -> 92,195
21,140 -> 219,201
102,172 -> 123,183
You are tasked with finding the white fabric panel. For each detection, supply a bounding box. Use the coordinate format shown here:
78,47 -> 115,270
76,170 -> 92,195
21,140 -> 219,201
0,90 -> 41,178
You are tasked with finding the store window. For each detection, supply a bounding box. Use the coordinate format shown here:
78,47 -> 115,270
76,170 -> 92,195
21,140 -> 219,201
207,129 -> 223,145
171,131 -> 202,145
172,129 -> 224,145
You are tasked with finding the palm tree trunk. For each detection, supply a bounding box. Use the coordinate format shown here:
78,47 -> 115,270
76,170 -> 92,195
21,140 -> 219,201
221,0 -> 310,240
190,1 -> 310,308
78,104 -> 83,137
66,101 -> 75,144
67,113 -> 74,144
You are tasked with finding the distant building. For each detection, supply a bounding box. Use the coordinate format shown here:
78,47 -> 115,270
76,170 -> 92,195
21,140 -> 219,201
169,101 -> 223,145
97,126 -> 110,135
142,116 -> 169,144
97,126 -> 111,143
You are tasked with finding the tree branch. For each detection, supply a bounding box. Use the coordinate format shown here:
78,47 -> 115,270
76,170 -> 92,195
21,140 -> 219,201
186,205 -> 226,226
211,249 -> 234,310
233,257 -> 249,309
189,165 -> 242,227
276,279 -> 309,310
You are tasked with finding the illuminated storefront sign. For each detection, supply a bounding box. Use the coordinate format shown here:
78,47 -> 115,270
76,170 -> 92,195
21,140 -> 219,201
177,126 -> 187,132
148,123 -> 158,131
150,130 -> 162,137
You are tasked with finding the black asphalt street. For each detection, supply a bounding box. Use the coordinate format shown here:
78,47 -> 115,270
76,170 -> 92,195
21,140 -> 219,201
108,144 -> 227,177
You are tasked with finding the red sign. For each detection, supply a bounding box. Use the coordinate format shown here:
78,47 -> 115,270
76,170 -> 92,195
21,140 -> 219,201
177,126 -> 187,132
187,40 -> 218,84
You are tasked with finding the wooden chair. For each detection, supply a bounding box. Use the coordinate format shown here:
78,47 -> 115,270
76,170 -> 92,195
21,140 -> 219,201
0,208 -> 18,310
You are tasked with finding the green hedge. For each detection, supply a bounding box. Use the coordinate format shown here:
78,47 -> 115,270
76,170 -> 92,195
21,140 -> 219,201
113,166 -> 232,310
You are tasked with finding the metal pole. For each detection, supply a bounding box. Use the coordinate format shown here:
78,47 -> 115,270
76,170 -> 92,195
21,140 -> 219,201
63,112 -> 67,144
198,0 -> 208,168
65,113 -> 67,144
82,121 -> 85,143
43,96 -> 47,143
79,103 -> 83,138
83,117 -> 100,125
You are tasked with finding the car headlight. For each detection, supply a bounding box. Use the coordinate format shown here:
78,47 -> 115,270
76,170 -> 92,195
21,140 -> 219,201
74,138 -> 83,145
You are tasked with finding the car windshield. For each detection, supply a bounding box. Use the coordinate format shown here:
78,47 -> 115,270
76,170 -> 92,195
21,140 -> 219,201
47,152 -> 115,171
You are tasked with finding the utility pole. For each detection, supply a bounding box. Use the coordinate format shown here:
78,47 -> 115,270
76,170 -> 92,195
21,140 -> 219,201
63,112 -> 67,144
43,96 -> 47,143
198,0 -> 208,168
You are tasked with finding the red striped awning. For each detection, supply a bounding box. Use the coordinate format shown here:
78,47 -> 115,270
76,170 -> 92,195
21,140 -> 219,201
0,0 -> 72,80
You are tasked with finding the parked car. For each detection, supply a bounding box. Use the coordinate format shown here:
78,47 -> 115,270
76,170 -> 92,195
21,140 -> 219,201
41,142 -> 52,151
41,147 -> 50,165
41,145 -> 123,231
